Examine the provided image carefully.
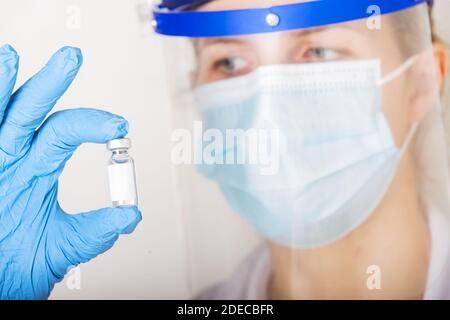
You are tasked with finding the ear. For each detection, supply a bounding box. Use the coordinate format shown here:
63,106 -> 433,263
408,44 -> 448,124
432,41 -> 449,93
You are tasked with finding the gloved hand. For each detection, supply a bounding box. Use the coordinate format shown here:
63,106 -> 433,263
0,45 -> 142,299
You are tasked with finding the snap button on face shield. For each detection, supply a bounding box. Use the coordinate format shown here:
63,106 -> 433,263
265,13 -> 280,27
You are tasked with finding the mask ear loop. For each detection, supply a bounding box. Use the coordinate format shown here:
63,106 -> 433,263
376,55 -> 419,154
376,55 -> 417,87
399,122 -> 418,156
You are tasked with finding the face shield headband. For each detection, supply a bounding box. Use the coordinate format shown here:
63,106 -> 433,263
152,0 -> 433,37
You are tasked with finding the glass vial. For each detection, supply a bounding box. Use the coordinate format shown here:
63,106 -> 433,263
106,138 -> 138,207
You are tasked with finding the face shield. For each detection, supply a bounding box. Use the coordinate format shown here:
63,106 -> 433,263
153,0 -> 450,299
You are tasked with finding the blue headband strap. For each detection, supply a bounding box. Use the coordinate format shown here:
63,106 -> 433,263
153,0 -> 431,37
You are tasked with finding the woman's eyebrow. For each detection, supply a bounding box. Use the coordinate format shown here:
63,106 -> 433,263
199,37 -> 248,48
289,25 -> 366,37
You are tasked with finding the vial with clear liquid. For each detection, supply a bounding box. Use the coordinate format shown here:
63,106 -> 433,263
106,138 -> 138,207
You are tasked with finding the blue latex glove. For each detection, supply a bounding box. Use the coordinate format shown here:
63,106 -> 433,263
0,45 -> 142,299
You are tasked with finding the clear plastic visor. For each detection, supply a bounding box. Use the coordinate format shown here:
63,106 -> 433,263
161,2 -> 450,299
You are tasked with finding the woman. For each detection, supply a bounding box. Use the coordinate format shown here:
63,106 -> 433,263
156,0 -> 450,299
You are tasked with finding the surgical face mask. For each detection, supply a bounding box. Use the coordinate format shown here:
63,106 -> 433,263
194,57 -> 417,249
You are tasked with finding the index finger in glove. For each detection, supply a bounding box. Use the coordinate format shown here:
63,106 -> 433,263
0,47 -> 82,157
19,108 -> 128,180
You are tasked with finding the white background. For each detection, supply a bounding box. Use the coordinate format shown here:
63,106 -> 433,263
0,0 -> 449,299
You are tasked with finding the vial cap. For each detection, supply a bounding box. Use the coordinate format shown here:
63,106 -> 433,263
107,138 -> 132,151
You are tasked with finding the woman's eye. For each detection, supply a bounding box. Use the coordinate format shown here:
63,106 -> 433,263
303,47 -> 340,62
214,57 -> 249,75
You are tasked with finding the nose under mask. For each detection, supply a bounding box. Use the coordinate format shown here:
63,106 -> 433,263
194,57 -> 417,249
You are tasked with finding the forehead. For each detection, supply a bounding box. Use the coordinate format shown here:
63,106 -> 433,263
196,23 -> 369,48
